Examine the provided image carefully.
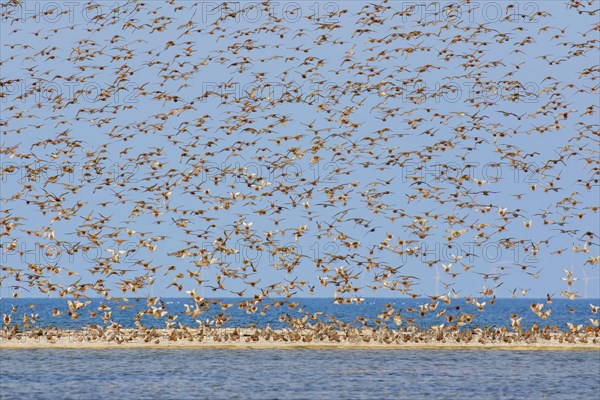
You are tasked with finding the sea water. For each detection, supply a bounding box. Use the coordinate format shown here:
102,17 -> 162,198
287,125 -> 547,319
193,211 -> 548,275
0,298 -> 597,330
1,348 -> 599,399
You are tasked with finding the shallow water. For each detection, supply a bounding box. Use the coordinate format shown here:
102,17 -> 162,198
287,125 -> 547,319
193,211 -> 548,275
1,349 -> 598,399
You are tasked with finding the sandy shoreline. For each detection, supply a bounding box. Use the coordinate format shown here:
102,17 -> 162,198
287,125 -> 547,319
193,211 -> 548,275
2,328 -> 599,350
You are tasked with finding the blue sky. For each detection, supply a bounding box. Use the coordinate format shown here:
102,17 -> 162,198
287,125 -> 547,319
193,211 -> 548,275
1,0 -> 598,300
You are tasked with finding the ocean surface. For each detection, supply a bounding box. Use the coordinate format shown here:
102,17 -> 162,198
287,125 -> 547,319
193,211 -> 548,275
0,298 -> 597,330
1,348 -> 599,399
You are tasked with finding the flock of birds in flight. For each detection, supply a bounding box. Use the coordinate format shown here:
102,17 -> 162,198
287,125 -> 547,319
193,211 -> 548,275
0,0 -> 599,342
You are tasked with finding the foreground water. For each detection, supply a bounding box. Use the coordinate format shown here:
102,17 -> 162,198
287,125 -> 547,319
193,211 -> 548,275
0,348 -> 598,399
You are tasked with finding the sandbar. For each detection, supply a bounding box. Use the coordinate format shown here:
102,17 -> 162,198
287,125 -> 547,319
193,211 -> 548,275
2,329 -> 598,350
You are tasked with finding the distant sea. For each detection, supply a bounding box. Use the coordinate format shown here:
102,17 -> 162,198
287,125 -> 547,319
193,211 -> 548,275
0,298 -> 597,330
